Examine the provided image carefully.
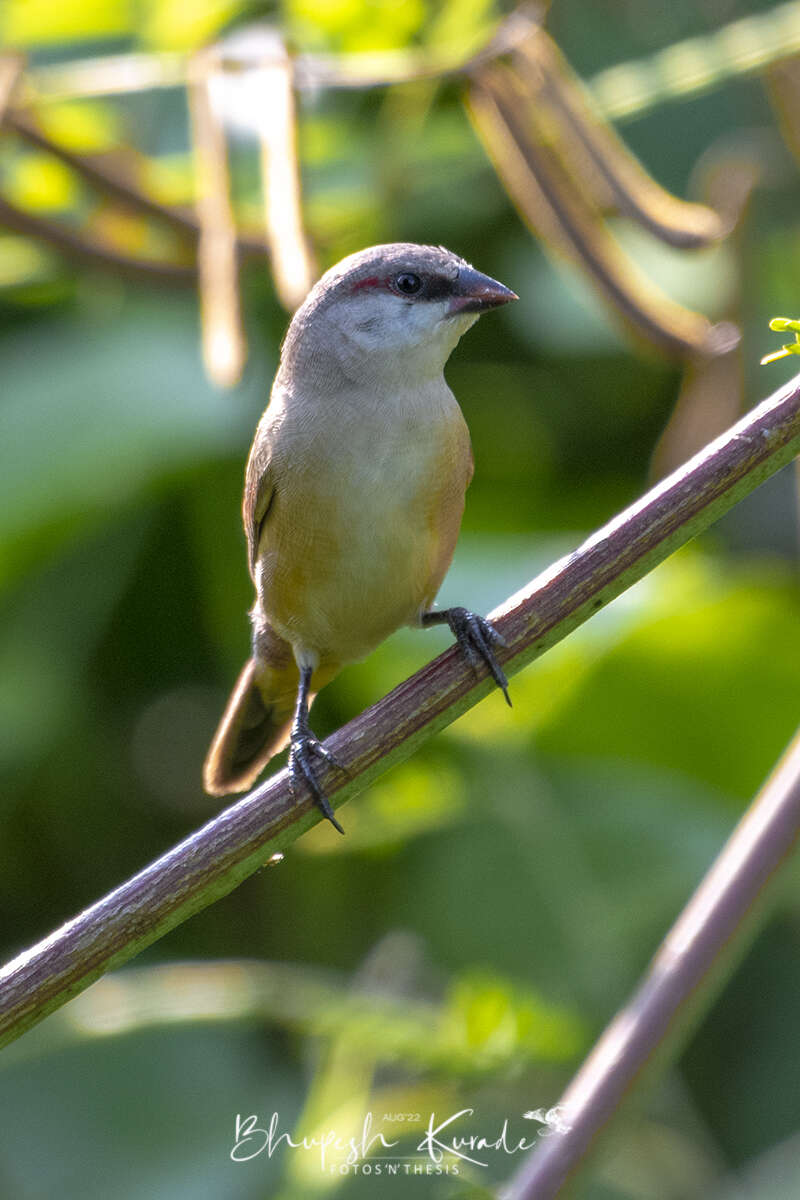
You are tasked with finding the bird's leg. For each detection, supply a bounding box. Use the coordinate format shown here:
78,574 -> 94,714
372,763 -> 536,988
422,607 -> 511,706
288,664 -> 346,834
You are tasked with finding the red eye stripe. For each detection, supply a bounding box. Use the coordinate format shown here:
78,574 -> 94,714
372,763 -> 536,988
350,276 -> 383,294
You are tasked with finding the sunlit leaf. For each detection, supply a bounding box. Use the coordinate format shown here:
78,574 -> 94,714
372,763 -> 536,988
285,0 -> 426,52
297,760 -> 466,854
141,153 -> 196,206
139,0 -> 240,49
4,153 -> 78,212
425,0 -> 497,55
441,970 -> 584,1066
0,235 -> 55,287
2,0 -> 134,44
37,101 -> 121,153
533,560 -> 800,802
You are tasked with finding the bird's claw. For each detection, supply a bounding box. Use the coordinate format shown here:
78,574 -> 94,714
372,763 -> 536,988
289,729 -> 346,834
446,607 -> 511,706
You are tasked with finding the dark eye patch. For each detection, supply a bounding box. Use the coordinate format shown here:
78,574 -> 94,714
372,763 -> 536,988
420,274 -> 454,302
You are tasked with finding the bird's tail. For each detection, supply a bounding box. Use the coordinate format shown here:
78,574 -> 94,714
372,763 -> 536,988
203,654 -> 299,796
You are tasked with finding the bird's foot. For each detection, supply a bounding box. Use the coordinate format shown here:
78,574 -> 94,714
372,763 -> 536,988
289,725 -> 347,834
444,607 -> 511,706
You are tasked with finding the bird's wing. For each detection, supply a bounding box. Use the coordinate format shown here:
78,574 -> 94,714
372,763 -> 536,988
243,433 -> 276,578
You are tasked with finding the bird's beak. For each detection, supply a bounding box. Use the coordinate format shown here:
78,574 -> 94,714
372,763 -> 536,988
447,267 -> 518,315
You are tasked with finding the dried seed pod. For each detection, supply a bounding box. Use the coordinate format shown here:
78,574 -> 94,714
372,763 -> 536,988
513,31 -> 728,249
468,64 -> 738,358
188,48 -> 246,388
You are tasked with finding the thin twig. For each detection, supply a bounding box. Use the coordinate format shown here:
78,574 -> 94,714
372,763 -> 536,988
17,1 -> 800,125
2,107 -> 271,258
502,725 -> 800,1199
19,6 -> 542,102
1,371 -> 800,1049
0,195 -> 197,283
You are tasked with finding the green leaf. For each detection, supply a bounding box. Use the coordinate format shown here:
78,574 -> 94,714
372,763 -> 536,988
2,0 -> 134,44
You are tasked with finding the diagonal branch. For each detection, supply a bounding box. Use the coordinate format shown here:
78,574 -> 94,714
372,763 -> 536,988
2,106 -> 271,259
0,195 -> 197,284
502,725 -> 800,1199
1,371 -> 800,1049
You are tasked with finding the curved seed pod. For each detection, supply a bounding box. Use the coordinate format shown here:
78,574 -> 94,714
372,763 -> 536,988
512,31 -> 729,249
188,48 -> 246,388
219,28 -> 316,312
467,64 -> 738,358
765,57 -> 800,168
0,52 -> 24,121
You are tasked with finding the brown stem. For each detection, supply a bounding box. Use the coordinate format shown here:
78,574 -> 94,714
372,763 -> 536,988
0,195 -> 197,283
2,108 -> 270,258
1,370 -> 800,1049
502,726 -> 800,1199
467,65 -> 738,358
20,6 -> 544,101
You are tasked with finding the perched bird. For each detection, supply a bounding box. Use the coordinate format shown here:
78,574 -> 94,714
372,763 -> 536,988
204,242 -> 517,831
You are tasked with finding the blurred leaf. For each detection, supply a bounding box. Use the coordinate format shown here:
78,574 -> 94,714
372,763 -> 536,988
0,521 -> 147,775
285,0 -> 426,51
0,293 -> 268,578
0,234 -> 56,287
38,100 -> 121,153
425,0 -> 497,55
140,0 -> 241,50
4,153 -> 78,212
142,152 -> 196,206
2,0 -> 134,44
532,556 -> 800,802
6,958 -> 583,1079
442,970 -> 585,1066
0,1025 -> 295,1198
297,760 -> 466,854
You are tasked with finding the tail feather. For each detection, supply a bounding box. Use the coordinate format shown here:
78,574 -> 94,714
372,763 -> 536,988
203,657 -> 296,796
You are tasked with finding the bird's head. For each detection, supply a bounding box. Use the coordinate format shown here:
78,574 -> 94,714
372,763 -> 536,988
281,243 -> 517,387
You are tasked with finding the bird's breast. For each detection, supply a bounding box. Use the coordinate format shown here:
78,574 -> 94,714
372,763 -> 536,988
258,386 -> 471,663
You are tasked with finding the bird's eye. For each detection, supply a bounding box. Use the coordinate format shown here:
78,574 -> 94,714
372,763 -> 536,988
394,272 -> 422,295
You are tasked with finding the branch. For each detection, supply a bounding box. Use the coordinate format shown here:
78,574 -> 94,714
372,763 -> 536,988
502,725 -> 800,1199
2,108 -> 271,259
19,6 -> 542,102
2,371 -> 800,1049
20,2 -> 800,124
0,196 -> 197,284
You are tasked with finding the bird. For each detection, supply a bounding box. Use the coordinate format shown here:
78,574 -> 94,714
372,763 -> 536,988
203,242 -> 517,832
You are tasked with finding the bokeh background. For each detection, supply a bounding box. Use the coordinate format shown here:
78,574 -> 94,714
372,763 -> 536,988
2,1 -> 800,1197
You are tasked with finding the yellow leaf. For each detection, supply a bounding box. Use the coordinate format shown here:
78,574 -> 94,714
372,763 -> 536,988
38,102 -> 120,153
140,0 -> 240,49
5,154 -> 78,212
2,0 -> 133,45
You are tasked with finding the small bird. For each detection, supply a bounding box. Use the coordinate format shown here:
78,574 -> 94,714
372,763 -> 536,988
204,243 -> 517,831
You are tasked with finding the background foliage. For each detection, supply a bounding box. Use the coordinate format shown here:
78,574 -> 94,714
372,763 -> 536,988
2,1 -> 800,1197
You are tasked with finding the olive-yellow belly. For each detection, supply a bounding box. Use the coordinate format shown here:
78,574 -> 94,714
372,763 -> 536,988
256,402 -> 471,667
